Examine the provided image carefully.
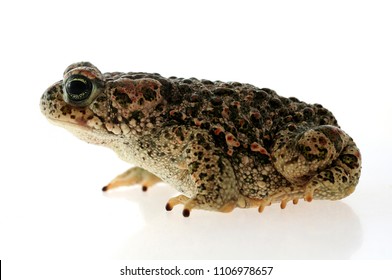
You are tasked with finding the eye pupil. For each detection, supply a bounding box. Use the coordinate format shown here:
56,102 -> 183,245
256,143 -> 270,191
68,80 -> 88,95
64,75 -> 93,103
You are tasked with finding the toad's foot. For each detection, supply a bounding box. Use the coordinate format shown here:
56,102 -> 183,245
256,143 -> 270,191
102,167 -> 161,192
165,194 -> 236,217
237,193 -> 303,213
166,192 -> 304,217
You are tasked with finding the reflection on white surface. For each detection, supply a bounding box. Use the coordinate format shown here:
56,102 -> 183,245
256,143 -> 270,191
107,186 -> 362,259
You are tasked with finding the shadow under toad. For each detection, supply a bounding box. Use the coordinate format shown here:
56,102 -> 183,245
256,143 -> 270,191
104,183 -> 362,260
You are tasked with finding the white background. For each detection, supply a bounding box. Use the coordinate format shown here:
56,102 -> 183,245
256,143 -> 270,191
1,0 -> 391,274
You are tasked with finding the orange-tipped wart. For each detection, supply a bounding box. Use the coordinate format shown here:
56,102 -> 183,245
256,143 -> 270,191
304,191 -> 314,202
280,199 -> 288,209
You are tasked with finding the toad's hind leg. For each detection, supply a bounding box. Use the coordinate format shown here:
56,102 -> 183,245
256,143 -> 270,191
272,125 -> 361,201
102,167 -> 161,192
304,138 -> 361,201
164,129 -> 239,217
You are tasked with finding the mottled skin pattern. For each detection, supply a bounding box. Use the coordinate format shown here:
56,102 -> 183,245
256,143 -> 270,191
40,62 -> 361,217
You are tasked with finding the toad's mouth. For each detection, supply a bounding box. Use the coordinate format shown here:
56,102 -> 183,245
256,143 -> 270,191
45,116 -> 117,146
46,116 -> 93,131
42,107 -> 99,129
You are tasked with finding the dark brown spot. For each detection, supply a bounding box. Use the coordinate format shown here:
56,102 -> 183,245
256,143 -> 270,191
130,110 -> 145,121
210,96 -> 223,106
138,98 -> 145,105
178,84 -> 192,94
289,97 -> 300,102
341,154 -> 359,169
261,88 -> 275,94
324,170 -> 335,183
269,98 -> 282,108
201,79 -> 213,85
213,87 -> 236,96
182,79 -> 193,84
96,95 -> 108,102
113,89 -> 132,107
319,137 -> 327,146
143,88 -> 157,101
60,106 -> 72,115
303,107 -> 314,119
231,82 -> 242,87
317,107 -> 329,115
253,89 -> 268,102
293,112 -> 303,122
288,124 -> 297,131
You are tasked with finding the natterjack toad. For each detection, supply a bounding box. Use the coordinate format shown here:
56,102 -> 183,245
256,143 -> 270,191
40,62 -> 361,217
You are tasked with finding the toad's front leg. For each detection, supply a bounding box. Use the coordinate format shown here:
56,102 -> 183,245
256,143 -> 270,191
165,130 -> 239,217
102,167 -> 162,192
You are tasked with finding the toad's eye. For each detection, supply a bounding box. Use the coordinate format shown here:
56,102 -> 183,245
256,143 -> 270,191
64,75 -> 93,104
64,75 -> 92,103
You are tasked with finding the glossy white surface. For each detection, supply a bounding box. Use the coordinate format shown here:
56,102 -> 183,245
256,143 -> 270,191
1,0 -> 391,262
